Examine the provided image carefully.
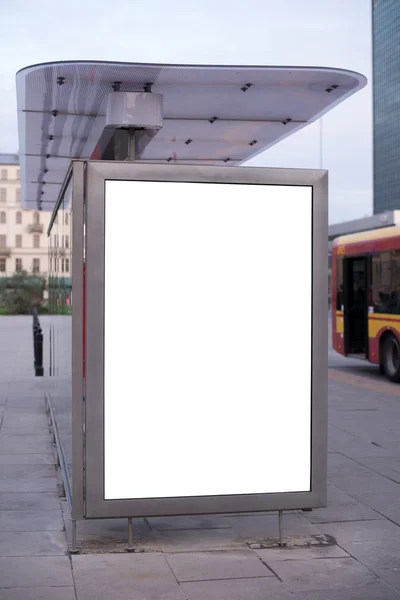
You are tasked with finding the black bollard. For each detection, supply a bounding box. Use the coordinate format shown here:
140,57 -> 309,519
33,310 -> 44,376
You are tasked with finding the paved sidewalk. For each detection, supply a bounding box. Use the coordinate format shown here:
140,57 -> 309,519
1,317 -> 400,599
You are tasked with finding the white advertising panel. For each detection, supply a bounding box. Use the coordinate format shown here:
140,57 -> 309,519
104,180 -> 312,501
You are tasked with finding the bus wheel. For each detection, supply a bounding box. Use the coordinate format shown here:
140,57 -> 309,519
382,334 -> 400,383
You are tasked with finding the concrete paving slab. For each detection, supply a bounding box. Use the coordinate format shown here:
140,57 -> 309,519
0,434 -> 53,454
0,453 -> 55,465
347,490 -> 400,513
329,438 -> 395,459
181,576 -> 292,600
2,405 -> 47,416
152,528 -> 245,553
373,506 -> 400,526
306,485 -> 384,523
0,588 -> 75,600
0,530 -> 67,556
292,581 -> 400,599
322,519 -> 400,543
0,475 -> 58,493
341,539 -> 400,571
0,556 -> 73,588
329,474 -> 400,498
256,544 -> 349,562
0,464 -> 55,479
0,435 -> 53,455
0,509 -> 63,531
374,569 -> 400,592
0,492 -> 60,511
4,397 -> 47,408
328,453 -> 375,478
0,413 -> 49,431
147,514 -> 231,530
267,557 -> 377,592
72,553 -> 187,600
356,457 -> 400,482
227,513 -> 323,539
166,549 -> 272,582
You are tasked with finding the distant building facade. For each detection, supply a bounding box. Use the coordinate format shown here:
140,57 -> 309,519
0,154 -> 71,289
0,154 -> 51,279
373,0 -> 400,213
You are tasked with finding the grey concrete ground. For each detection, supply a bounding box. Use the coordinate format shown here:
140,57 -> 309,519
1,316 -> 400,599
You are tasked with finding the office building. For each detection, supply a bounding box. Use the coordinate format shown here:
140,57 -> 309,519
372,0 -> 400,213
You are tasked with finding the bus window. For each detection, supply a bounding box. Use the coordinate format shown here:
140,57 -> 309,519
372,250 -> 400,315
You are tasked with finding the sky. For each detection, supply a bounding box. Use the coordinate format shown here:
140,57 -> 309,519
0,0 -> 372,224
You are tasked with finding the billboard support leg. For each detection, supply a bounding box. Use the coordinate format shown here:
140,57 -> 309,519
128,131 -> 135,161
70,519 -> 79,554
127,517 -> 134,552
278,510 -> 284,546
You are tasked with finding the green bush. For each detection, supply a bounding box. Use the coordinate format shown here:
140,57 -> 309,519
0,272 -> 45,315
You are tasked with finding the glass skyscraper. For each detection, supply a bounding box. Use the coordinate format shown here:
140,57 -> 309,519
373,0 -> 400,213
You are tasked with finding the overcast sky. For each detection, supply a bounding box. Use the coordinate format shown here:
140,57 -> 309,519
0,0 -> 372,224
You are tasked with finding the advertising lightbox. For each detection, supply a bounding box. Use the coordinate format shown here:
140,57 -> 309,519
73,162 -> 327,519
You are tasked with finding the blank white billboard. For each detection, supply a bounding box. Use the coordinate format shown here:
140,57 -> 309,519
104,180 -> 312,500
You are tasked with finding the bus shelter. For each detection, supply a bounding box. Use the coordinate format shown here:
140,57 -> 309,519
16,61 -> 366,550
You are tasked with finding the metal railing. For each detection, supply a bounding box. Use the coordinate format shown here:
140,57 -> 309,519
46,393 -> 72,512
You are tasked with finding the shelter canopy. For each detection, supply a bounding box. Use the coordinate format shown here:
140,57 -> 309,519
16,61 -> 366,210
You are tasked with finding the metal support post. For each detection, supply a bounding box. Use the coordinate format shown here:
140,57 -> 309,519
127,517 -> 134,552
127,130 -> 135,161
278,510 -> 284,546
70,519 -> 79,554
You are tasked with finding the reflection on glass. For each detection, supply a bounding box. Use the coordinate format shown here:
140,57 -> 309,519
47,188 -> 73,491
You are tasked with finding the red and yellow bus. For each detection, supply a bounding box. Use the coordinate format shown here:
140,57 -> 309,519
332,226 -> 400,382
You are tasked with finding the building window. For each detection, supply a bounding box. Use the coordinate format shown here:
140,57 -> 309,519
16,211 -> 21,224
33,211 -> 40,225
15,258 -> 22,272
16,169 -> 20,180
54,214 -> 58,224
32,258 -> 40,274
0,258 -> 5,272
65,258 -> 70,272
0,189 -> 6,204
61,258 -> 65,273
65,235 -> 69,249
0,169 -> 7,180
49,257 -> 52,273
0,235 -> 6,248
65,213 -> 69,225
0,212 -> 5,224
15,235 -> 22,248
33,234 -> 40,248
16,188 -> 21,203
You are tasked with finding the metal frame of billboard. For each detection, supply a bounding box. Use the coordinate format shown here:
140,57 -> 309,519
70,160 -> 328,520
